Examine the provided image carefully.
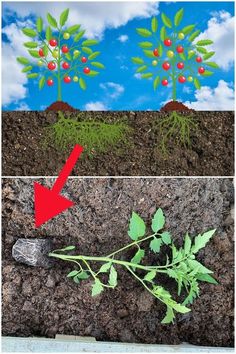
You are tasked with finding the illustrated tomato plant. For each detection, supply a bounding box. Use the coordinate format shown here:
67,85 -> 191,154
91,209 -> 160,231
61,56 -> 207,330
49,208 -> 217,324
17,9 -> 105,102
132,8 -> 219,102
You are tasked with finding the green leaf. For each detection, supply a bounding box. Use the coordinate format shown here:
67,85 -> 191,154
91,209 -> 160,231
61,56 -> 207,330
161,13 -> 172,28
158,44 -> 163,56
67,24 -> 81,34
131,57 -> 144,65
188,259 -> 213,274
46,26 -> 52,41
24,42 -> 38,49
136,28 -> 152,37
22,65 -> 32,73
192,229 -> 216,254
151,208 -> 165,233
91,279 -> 103,296
161,307 -> 175,324
73,276 -> 80,284
196,47 -> 207,54
77,271 -> 89,280
36,17 -> 43,33
188,30 -> 201,42
179,52 -> 186,61
196,39 -> 213,46
109,265 -> 118,287
86,70 -> 99,77
28,49 -> 40,58
194,77 -> 201,90
59,245 -> 76,251
171,302 -> 191,313
67,270 -> 79,278
128,211 -> 146,240
160,26 -> 167,41
136,65 -> 148,73
39,76 -> 45,89
88,52 -> 100,60
202,70 -> 214,77
82,39 -> 98,46
188,50 -> 195,59
161,231 -> 171,245
149,237 -> 162,253
143,50 -> 156,58
22,28 -> 37,38
174,8 -> 184,27
153,76 -> 160,91
73,50 -> 81,59
181,24 -> 195,35
99,262 -> 111,273
17,57 -> 30,65
60,8 -> 69,27
144,270 -> 156,282
204,61 -> 219,69
131,249 -> 145,268
47,13 -> 57,28
65,52 -> 72,61
196,273 -> 218,284
141,73 -> 153,79
203,51 -> 215,60
184,233 -> 191,254
74,30 -> 86,42
138,41 -> 153,49
151,17 -> 158,32
82,47 -> 93,55
91,61 -> 105,69
79,77 -> 86,90
42,45 -> 49,57
27,73 -> 38,79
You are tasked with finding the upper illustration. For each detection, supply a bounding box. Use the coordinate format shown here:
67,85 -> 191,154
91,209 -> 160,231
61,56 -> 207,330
2,1 -> 234,176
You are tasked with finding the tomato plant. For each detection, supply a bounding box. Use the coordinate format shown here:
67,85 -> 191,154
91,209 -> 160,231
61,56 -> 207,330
17,9 -> 105,102
132,8 -> 219,101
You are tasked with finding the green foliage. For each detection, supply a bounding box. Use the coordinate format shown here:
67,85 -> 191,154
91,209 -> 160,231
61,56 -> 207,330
43,111 -> 132,157
49,207 -> 217,325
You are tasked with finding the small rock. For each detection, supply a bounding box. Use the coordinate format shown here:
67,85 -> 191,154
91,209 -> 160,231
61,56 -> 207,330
45,274 -> 55,288
137,291 -> 155,312
117,308 -> 129,318
12,239 -> 54,268
22,301 -> 34,312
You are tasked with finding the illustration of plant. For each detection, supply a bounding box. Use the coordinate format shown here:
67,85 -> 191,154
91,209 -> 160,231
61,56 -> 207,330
17,8 -> 105,103
49,208 -> 217,324
132,8 -> 219,102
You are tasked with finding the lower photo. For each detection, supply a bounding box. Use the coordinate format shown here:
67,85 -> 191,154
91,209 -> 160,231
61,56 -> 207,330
2,177 -> 234,352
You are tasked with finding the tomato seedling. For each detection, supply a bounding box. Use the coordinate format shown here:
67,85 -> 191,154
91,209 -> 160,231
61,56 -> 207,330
17,9 -> 105,102
49,208 -> 217,324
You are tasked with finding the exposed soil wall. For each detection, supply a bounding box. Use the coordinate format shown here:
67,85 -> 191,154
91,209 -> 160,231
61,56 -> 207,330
2,178 -> 234,347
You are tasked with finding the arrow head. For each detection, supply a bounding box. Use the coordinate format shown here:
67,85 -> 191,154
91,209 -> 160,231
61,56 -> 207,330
34,182 -> 74,228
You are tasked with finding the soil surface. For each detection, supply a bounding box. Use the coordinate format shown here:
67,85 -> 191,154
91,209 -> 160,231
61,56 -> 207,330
2,111 -> 234,177
160,101 -> 192,111
46,101 -> 78,112
2,178 -> 234,346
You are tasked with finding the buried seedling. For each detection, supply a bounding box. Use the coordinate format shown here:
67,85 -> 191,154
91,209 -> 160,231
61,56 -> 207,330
49,207 -> 217,324
43,111 -> 132,157
132,8 -> 218,152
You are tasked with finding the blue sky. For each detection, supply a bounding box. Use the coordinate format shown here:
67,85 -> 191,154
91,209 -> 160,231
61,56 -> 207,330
2,1 -> 235,111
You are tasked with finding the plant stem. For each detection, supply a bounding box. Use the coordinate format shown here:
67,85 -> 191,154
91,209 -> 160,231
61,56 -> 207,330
57,30 -> 62,101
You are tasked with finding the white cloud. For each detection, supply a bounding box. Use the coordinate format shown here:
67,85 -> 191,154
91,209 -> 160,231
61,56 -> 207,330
15,102 -> 30,110
195,11 -> 234,71
4,2 -> 159,39
183,86 -> 192,94
100,82 -> 124,99
84,101 -> 108,111
184,80 -> 234,110
118,34 -> 129,43
134,73 -> 142,80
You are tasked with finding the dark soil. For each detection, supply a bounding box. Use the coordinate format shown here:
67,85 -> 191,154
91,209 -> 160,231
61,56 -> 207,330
160,101 -> 192,111
46,101 -> 78,112
2,178 -> 234,346
2,111 -> 234,176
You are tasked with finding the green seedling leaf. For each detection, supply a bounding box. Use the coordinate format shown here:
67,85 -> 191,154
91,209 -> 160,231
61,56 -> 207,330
77,271 -> 89,279
131,249 -> 145,269
79,77 -> 86,90
36,17 -> 43,33
188,30 -> 201,42
27,73 -> 39,79
132,57 -> 144,65
161,13 -> 172,28
47,13 -> 57,28
67,270 -> 79,278
28,49 -> 40,58
65,52 -> 72,61
73,276 -> 80,284
196,47 -> 207,54
184,233 -> 191,254
22,65 -> 32,73
174,8 -> 184,27
59,245 -> 76,251
74,30 -> 86,42
151,17 -> 158,32
144,270 -> 156,282
160,26 -> 167,41
88,52 -> 100,60
150,237 -> 162,253
196,39 -> 213,46
24,42 -> 38,49
109,265 -> 118,287
181,24 -> 195,35
158,44 -> 163,56
67,24 -> 81,34
188,259 -> 213,274
191,229 -> 216,253
153,76 -> 160,91
17,57 -> 30,65
161,306 -> 175,324
151,208 -> 165,233
99,262 -> 112,273
82,46 -> 93,55
136,65 -> 148,73
138,41 -> 153,49
141,73 -> 153,79
194,77 -> 201,90
46,26 -> 52,41
92,279 -> 104,296
161,231 -> 171,245
86,70 -> 99,77
143,50 -> 156,58
60,8 -> 69,27
204,62 -> 219,69
22,28 -> 37,38
203,51 -> 215,60
136,28 -> 152,37
39,76 -> 45,89
128,211 -> 146,240
91,61 -> 105,69
171,302 -> 191,314
196,273 -> 218,284
82,39 -> 98,46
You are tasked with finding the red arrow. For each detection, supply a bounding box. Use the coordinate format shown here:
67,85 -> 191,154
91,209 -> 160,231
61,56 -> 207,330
34,144 -> 83,228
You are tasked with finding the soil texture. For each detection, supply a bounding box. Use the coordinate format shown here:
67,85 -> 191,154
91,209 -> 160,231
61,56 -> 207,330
46,101 -> 78,112
160,101 -> 192,111
2,178 -> 234,346
2,111 -> 234,176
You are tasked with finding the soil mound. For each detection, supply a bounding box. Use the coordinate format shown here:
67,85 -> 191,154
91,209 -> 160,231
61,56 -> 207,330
45,101 -> 78,112
161,100 -> 192,111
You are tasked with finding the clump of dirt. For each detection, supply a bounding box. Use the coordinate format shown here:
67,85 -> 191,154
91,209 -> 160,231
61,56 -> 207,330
45,101 -> 78,112
2,178 -> 234,346
161,101 -> 193,112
